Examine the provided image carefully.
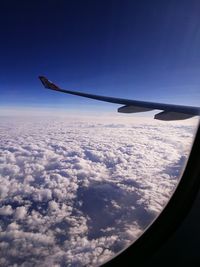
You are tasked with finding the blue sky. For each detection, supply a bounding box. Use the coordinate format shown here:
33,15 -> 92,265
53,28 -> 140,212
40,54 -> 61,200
1,0 -> 200,113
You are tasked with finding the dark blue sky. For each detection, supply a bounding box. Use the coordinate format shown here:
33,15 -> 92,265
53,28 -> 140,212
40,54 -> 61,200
1,0 -> 200,112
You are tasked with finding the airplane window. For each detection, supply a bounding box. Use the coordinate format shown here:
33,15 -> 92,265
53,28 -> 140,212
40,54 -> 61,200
0,1 -> 200,267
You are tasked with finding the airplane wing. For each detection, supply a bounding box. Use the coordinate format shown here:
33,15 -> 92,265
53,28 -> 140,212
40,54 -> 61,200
39,76 -> 200,121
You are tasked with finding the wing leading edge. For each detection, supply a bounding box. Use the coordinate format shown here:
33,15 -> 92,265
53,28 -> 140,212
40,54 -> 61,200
39,76 -> 200,121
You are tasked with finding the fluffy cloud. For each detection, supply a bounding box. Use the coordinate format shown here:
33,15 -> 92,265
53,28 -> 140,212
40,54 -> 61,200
0,115 -> 198,266
0,205 -> 14,216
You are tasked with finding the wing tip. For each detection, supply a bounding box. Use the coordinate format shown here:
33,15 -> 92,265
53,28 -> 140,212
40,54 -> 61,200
39,76 -> 60,90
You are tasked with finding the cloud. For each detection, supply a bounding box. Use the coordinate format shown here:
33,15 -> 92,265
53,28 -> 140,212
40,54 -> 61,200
0,115 -> 198,266
14,206 -> 28,220
0,205 -> 14,216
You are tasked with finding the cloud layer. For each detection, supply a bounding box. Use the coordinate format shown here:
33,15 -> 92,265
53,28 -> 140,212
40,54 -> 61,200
0,115 -> 197,266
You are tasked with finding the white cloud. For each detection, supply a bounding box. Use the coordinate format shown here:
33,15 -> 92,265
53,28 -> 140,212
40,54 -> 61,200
0,115 -> 198,266
14,206 -> 27,220
0,205 -> 14,216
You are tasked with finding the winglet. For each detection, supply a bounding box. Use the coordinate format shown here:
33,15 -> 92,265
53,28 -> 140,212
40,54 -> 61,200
39,76 -> 60,90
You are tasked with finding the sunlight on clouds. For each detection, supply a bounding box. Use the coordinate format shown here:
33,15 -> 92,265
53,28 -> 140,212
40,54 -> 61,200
0,115 -> 198,266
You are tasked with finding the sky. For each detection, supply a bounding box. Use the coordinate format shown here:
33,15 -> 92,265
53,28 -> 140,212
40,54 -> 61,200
1,2 -> 200,264
1,0 -> 200,113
